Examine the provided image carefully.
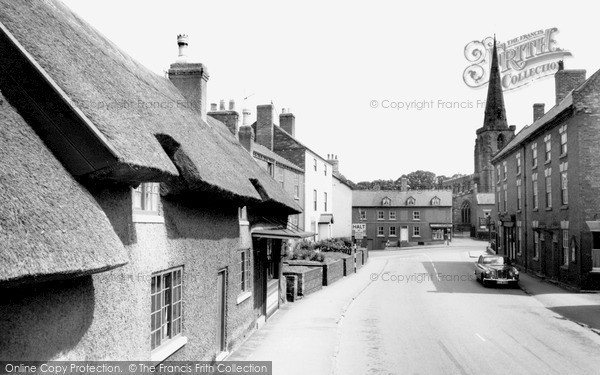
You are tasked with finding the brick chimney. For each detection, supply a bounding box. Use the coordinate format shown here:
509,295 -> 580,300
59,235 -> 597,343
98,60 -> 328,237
327,154 -> 339,174
238,126 -> 254,153
207,106 -> 239,136
256,104 -> 275,150
555,62 -> 586,105
168,34 -> 209,121
280,109 -> 295,137
400,177 -> 408,191
533,103 -> 545,122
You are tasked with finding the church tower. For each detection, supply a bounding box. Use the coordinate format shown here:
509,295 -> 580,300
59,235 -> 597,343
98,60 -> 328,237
474,37 -> 516,193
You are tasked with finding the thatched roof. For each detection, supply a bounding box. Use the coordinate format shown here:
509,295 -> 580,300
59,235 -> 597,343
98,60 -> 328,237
0,91 -> 128,286
0,0 -> 297,210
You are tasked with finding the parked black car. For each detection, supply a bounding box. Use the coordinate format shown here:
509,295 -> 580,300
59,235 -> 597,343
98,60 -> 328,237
474,255 -> 519,287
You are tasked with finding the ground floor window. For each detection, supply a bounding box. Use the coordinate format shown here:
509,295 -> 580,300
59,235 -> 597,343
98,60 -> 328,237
533,231 -> 539,259
377,226 -> 384,236
389,226 -> 397,237
151,267 -> 183,351
432,229 -> 443,240
592,232 -> 600,270
266,239 -> 280,280
239,248 -> 251,292
562,230 -> 569,266
413,226 -> 421,237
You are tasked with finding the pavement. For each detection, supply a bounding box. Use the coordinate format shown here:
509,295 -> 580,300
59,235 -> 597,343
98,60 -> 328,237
227,238 -> 600,374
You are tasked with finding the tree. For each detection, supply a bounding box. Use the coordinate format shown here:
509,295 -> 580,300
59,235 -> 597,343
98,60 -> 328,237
404,170 -> 436,190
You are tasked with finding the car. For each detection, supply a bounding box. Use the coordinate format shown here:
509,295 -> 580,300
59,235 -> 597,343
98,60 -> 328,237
474,254 -> 519,287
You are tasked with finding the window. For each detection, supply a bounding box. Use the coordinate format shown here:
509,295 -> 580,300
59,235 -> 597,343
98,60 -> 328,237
151,267 -> 183,351
313,189 -> 317,211
133,182 -> 160,214
389,226 -> 397,237
532,173 -> 539,210
432,230 -> 443,240
559,125 -> 567,156
324,163 -> 327,176
413,226 -> 421,237
239,249 -> 251,292
406,197 -> 416,206
277,168 -> 284,188
532,143 -> 538,168
314,158 -> 317,171
389,211 -> 396,220
496,165 -> 501,183
431,197 -> 441,206
545,169 -> 552,209
461,201 -> 471,224
503,184 -> 507,212
413,211 -> 420,220
544,134 -> 552,163
267,162 -> 274,177
563,230 -> 569,266
517,226 -> 523,256
359,210 -> 366,220
503,161 -> 507,181
324,192 -> 328,211
497,190 -> 501,211
377,226 -> 384,236
377,211 -> 384,220
534,231 -> 539,259
497,134 -> 505,150
516,153 -> 522,175
516,180 -> 522,210
293,173 -> 300,199
560,162 -> 568,205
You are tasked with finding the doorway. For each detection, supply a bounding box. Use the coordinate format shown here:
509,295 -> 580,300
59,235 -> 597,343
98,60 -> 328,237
216,269 -> 227,354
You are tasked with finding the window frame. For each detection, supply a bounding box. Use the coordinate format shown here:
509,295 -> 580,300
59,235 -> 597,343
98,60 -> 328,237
412,211 -> 421,221
389,226 -> 397,237
132,182 -> 163,223
377,211 -> 385,220
412,226 -> 421,237
151,267 -> 184,353
389,211 -> 397,220
377,226 -> 385,237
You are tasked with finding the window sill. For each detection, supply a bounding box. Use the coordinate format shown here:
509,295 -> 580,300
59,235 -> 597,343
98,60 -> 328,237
239,220 -> 250,226
151,336 -> 187,363
545,160 -> 551,165
516,210 -> 522,214
389,235 -> 397,237
133,213 -> 165,224
533,208 -> 539,212
560,265 -> 569,270
590,269 -> 600,274
545,207 -> 553,211
532,164 -> 538,169
237,291 -> 252,305
533,257 -> 539,262
559,153 -> 568,159
377,235 -> 385,238
412,235 -> 421,238
560,205 -> 569,210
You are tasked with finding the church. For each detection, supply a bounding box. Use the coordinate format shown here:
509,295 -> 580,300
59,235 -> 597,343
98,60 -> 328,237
441,39 -> 515,239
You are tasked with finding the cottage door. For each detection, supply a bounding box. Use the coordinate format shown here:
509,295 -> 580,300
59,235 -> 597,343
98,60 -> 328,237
253,239 -> 266,319
216,269 -> 227,353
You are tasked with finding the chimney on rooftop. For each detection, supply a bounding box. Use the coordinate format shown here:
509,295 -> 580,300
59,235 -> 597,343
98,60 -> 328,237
533,103 -> 545,122
327,154 -> 339,174
219,99 -> 226,111
238,126 -> 254,153
400,177 -> 408,192
211,103 -> 218,111
242,108 -> 252,126
168,34 -> 209,121
208,98 -> 239,136
279,109 -> 295,137
555,61 -> 586,105
256,104 -> 275,150
229,99 -> 235,111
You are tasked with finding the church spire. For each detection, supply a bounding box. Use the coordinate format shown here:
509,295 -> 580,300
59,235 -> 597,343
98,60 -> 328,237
482,36 -> 508,129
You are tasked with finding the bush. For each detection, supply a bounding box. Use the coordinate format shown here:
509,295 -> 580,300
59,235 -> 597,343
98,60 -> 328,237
314,237 -> 352,252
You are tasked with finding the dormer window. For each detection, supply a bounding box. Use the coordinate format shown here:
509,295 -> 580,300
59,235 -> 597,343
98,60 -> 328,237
382,197 -> 392,206
406,197 -> 416,206
132,182 -> 163,223
431,197 -> 441,206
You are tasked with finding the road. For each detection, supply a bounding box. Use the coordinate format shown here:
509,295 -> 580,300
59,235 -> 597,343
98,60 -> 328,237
229,238 -> 600,375
336,238 -> 600,375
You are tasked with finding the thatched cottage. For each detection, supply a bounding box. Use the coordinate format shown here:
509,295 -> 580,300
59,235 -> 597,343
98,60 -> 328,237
0,0 -> 302,362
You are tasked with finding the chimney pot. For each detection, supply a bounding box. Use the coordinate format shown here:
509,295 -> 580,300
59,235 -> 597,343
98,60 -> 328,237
229,99 -> 235,111
210,103 -> 218,111
242,108 -> 251,126
219,99 -> 226,111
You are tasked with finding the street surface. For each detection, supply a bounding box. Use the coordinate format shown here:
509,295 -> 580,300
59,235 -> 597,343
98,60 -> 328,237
229,238 -> 600,375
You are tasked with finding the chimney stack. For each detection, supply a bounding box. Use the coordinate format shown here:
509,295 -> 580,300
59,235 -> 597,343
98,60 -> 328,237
555,62 -> 586,105
279,110 -> 295,137
238,126 -> 254,153
210,103 -> 218,111
229,99 -> 235,111
168,34 -> 209,121
207,100 -> 239,136
400,177 -> 408,192
256,104 -> 275,150
327,154 -> 339,174
533,103 -> 545,122
219,99 -> 226,111
242,108 -> 251,126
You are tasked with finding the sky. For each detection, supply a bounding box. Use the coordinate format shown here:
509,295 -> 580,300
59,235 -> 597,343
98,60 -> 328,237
61,0 -> 599,183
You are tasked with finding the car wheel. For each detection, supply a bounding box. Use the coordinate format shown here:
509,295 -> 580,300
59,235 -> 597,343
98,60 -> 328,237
481,277 -> 487,287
